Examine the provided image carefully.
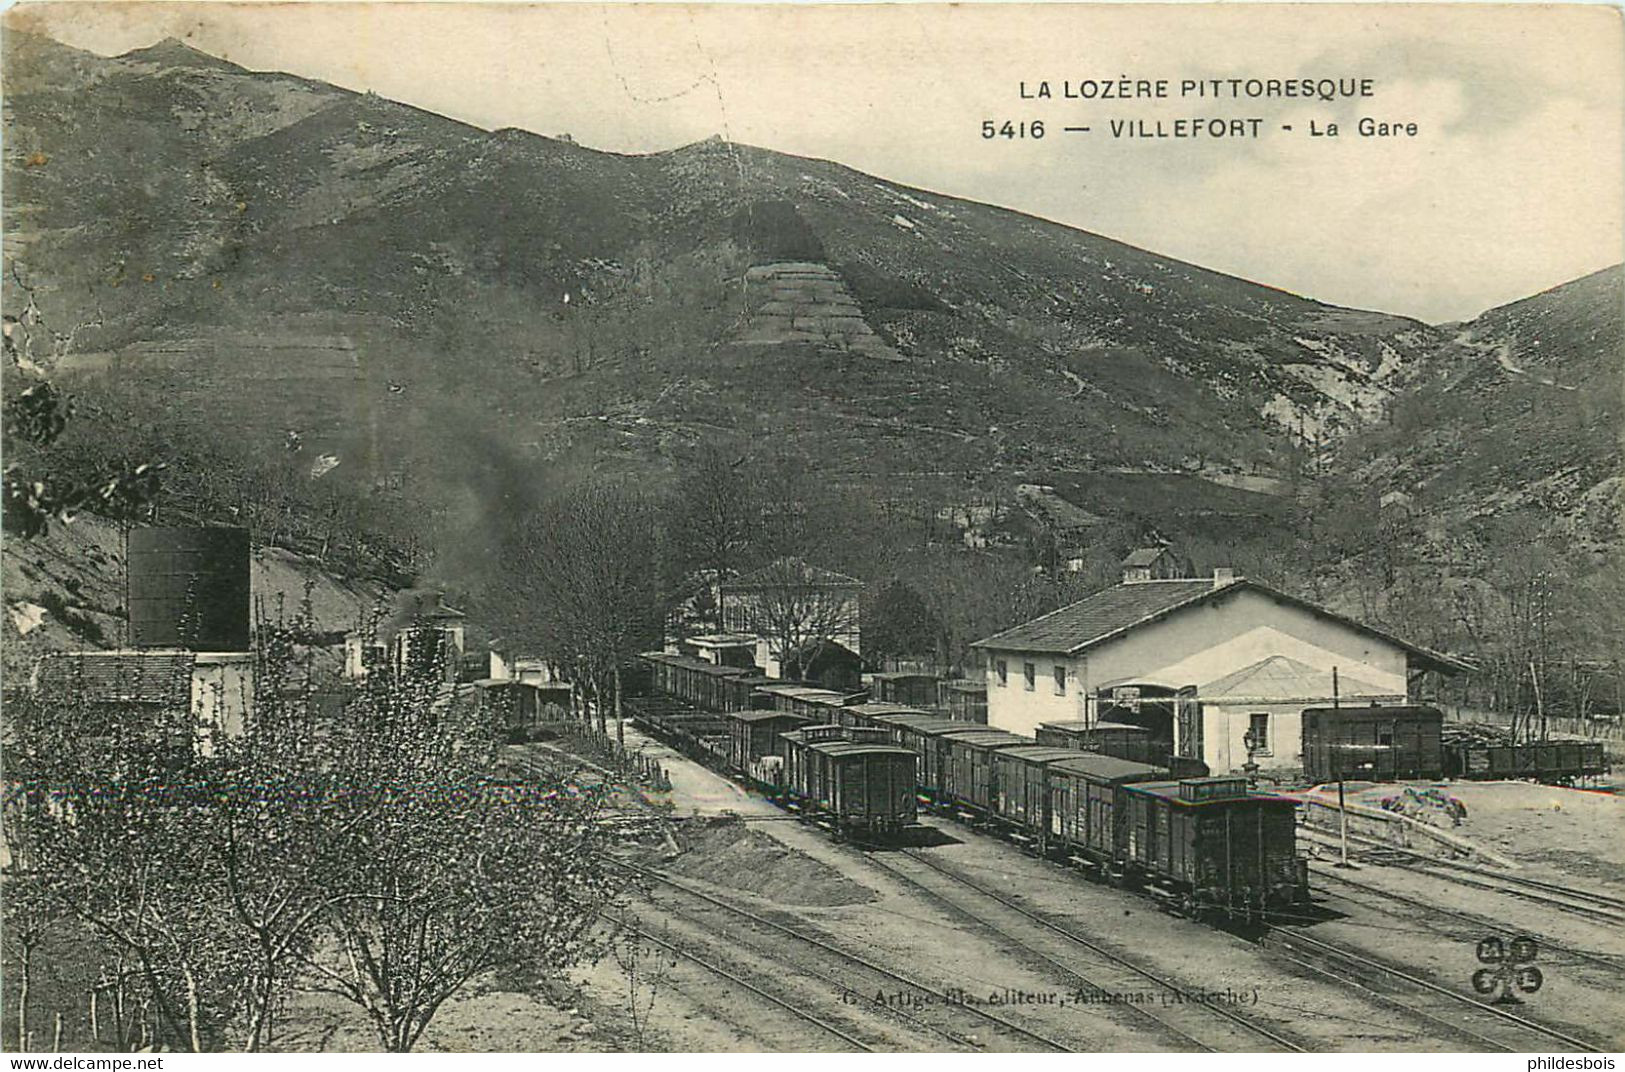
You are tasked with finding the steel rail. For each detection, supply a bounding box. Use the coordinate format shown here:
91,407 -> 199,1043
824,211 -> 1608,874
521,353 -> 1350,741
888,846 -> 1307,1053
1265,926 -> 1603,1052
625,861 -> 1076,1052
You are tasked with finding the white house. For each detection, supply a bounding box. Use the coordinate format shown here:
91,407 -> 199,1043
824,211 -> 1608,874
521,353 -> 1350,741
971,566 -> 1468,774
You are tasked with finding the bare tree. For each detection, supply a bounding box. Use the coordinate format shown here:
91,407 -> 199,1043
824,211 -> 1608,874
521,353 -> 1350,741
520,479 -> 668,743
302,673 -> 620,1051
671,445 -> 759,630
727,558 -> 861,681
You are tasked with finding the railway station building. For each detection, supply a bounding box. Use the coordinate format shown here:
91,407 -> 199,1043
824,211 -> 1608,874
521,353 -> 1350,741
971,565 -> 1469,775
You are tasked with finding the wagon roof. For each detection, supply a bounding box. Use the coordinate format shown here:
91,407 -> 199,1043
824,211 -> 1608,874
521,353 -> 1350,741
754,684 -> 850,702
869,713 -> 963,732
807,741 -> 915,758
996,746 -> 1086,763
941,731 -> 1031,748
847,702 -> 931,717
1039,720 -> 1150,734
1125,780 -> 1302,806
641,651 -> 751,677
911,719 -> 1008,737
1050,753 -> 1166,782
780,723 -> 846,740
727,709 -> 814,723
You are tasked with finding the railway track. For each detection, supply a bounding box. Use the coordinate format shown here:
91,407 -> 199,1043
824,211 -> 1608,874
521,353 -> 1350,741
1304,864 -> 1625,978
623,861 -> 1076,1052
1262,925 -> 1606,1052
863,844 -> 1308,1053
1312,830 -> 1625,926
1402,862 -> 1625,927
613,917 -> 876,1051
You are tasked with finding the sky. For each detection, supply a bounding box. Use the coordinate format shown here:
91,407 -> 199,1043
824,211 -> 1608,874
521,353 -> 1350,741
9,2 -> 1624,322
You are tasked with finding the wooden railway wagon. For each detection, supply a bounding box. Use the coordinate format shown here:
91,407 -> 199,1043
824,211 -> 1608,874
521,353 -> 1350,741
641,653 -> 756,712
1120,777 -> 1307,915
869,672 -> 940,709
725,708 -> 814,775
990,747 -> 1091,835
937,679 -> 989,724
1036,720 -> 1158,765
724,673 -> 776,712
780,725 -> 917,832
939,729 -> 1032,811
756,683 -> 864,721
838,702 -> 930,729
1047,754 -> 1167,864
1302,704 -> 1444,783
1443,740 -> 1609,783
867,712 -> 977,796
474,679 -> 572,742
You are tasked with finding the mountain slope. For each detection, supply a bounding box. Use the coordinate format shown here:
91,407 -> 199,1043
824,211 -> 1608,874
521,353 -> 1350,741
1342,264 -> 1622,554
4,29 -> 1445,500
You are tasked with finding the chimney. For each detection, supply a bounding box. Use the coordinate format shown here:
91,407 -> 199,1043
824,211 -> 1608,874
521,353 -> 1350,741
1212,568 -> 1237,589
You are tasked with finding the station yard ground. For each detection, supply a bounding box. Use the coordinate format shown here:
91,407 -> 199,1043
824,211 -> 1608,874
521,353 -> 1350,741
561,722 -> 1625,1052
1333,778 -> 1625,884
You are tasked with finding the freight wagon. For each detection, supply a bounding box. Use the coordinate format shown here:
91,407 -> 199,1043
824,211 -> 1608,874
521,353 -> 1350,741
779,724 -> 917,833
1443,740 -> 1609,783
642,652 -> 756,712
1036,720 -> 1158,765
1047,754 -> 1166,867
863,712 -> 973,795
1302,704 -> 1444,783
990,746 -> 1093,838
869,671 -> 940,709
939,729 -> 1031,812
1120,777 -> 1306,916
725,708 -> 814,776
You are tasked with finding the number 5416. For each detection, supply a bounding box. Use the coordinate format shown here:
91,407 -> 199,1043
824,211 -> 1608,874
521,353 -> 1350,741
982,120 -> 1045,139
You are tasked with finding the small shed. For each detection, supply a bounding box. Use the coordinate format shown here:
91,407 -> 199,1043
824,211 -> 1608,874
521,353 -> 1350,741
789,639 -> 864,692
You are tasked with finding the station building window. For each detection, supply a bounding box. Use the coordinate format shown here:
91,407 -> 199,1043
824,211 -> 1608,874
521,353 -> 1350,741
1248,712 -> 1271,755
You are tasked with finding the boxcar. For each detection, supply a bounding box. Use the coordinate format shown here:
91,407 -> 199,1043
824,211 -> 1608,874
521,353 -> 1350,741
781,725 -> 916,832
757,684 -> 862,721
839,702 -> 931,730
1036,720 -> 1158,765
870,672 -> 941,709
937,679 -> 989,724
641,653 -> 753,712
807,740 -> 918,833
991,746 -> 1094,834
867,713 -> 971,794
1120,777 -> 1306,915
725,709 -> 813,775
939,729 -> 1032,811
1047,753 -> 1166,863
1302,704 -> 1444,783
1443,740 -> 1609,783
